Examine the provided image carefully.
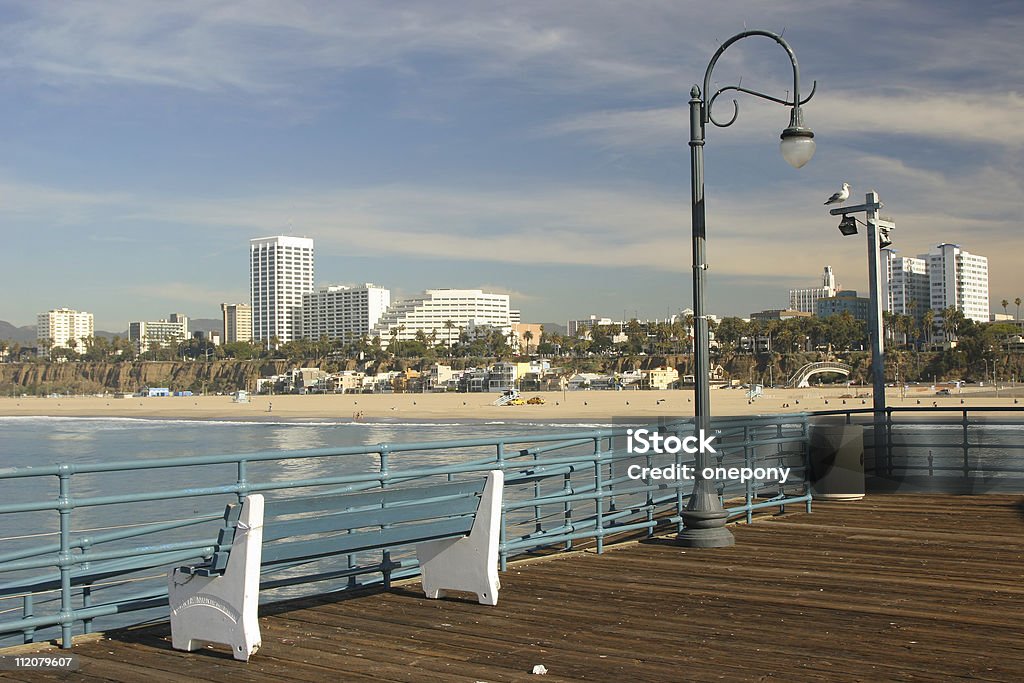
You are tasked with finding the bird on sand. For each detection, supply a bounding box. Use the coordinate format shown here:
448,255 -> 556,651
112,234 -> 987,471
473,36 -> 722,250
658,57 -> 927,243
824,182 -> 850,205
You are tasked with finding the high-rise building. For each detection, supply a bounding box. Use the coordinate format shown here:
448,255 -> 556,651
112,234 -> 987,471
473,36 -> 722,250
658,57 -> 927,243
816,290 -> 870,321
250,236 -> 315,345
129,314 -> 189,353
926,243 -> 989,326
221,303 -> 253,344
789,266 -> 838,313
882,249 -> 929,326
301,284 -> 391,341
372,289 -> 511,347
36,308 -> 94,357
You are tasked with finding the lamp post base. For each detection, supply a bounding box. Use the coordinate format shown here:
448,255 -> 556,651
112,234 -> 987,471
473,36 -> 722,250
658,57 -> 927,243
677,508 -> 735,547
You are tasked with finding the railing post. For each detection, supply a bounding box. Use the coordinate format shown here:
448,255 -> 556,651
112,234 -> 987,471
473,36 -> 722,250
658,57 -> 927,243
22,594 -> 34,644
645,432 -> 654,538
81,535 -> 93,635
593,435 -> 605,554
961,410 -> 970,479
57,467 -> 74,649
607,435 -> 617,515
533,448 -> 542,536
775,419 -> 786,513
744,425 -> 753,524
673,422 -> 687,533
497,442 -> 509,571
236,459 -> 249,502
379,444 -> 392,589
803,415 -> 812,513
886,408 -> 894,477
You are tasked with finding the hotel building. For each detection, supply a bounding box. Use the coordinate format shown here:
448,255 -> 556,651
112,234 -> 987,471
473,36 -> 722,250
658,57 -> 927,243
129,313 -> 189,353
789,266 -> 838,314
882,249 -> 930,326
221,303 -> 253,344
250,236 -> 315,345
36,308 -> 94,357
927,243 -> 989,325
301,284 -> 391,341
372,289 -> 511,347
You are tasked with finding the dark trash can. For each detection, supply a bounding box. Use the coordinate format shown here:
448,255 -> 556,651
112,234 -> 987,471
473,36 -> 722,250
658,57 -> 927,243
808,423 -> 865,500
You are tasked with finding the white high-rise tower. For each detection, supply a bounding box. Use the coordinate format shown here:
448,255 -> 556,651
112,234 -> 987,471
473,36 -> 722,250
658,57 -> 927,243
36,308 -> 94,357
789,266 -> 838,313
250,236 -> 315,345
882,249 -> 929,326
926,243 -> 989,326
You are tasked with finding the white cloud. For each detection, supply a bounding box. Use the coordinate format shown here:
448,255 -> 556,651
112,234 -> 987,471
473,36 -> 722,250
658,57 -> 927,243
0,1 -> 676,96
543,90 -> 1024,151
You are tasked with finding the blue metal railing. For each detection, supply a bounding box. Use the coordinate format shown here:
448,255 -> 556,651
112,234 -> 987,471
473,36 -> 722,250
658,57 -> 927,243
0,414 -> 812,649
812,406 -> 1024,482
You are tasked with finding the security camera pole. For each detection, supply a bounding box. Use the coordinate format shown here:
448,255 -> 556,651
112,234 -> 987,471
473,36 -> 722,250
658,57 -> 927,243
830,191 -> 892,474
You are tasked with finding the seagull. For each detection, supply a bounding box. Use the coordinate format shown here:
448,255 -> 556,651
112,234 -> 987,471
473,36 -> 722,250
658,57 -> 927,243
824,182 -> 850,205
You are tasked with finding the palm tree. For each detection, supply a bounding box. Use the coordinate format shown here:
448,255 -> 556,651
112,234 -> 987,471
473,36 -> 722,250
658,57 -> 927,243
1016,297 -> 1022,321
941,307 -> 965,342
1002,299 -> 1009,317
523,330 -> 534,356
443,319 -> 455,349
921,309 -> 935,347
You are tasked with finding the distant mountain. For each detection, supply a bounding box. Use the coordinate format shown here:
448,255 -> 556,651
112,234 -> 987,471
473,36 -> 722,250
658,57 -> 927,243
539,322 -> 566,336
190,318 -> 222,335
0,320 -> 35,343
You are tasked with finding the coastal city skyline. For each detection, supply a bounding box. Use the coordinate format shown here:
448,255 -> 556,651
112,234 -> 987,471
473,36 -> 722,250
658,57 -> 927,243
22,231 -> 999,356
2,2 -> 1023,330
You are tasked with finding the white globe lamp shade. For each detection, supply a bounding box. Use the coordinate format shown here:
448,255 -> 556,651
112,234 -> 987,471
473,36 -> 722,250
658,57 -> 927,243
780,127 -> 815,168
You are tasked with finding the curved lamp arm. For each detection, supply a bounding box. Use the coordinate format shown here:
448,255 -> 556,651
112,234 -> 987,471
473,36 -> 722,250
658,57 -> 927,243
707,81 -> 817,127
701,29 -> 815,129
696,31 -> 815,171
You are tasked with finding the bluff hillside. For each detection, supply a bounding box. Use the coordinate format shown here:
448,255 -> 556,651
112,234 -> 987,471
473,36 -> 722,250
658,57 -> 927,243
0,354 -> 817,395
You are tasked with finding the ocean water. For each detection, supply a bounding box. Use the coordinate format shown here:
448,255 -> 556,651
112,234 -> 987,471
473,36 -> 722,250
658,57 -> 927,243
0,415 -> 615,467
0,415 -> 617,532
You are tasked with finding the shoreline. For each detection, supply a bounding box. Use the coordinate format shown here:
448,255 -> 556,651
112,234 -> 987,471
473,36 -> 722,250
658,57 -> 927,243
1,385 -> 1021,422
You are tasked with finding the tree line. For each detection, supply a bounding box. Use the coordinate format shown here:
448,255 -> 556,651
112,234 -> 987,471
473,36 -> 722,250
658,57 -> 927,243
3,308 -> 1020,384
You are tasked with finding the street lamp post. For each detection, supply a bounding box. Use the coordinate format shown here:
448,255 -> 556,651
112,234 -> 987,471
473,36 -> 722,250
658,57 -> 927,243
830,193 -> 892,469
680,30 -> 816,548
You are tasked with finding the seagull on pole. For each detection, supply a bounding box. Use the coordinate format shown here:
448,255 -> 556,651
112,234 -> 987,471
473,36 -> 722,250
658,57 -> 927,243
824,183 -> 850,206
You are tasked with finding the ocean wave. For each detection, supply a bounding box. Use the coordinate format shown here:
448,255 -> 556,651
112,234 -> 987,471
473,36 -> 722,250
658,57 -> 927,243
0,415 -> 616,430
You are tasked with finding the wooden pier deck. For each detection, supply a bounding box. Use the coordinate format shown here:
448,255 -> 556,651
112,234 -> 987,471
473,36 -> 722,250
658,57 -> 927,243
4,494 -> 1023,682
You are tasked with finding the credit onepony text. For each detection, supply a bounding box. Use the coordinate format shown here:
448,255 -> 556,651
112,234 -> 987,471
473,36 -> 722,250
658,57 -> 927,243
625,428 -> 792,484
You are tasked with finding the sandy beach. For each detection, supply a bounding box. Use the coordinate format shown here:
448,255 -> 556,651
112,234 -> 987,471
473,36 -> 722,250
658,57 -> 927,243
0,385 -> 1020,421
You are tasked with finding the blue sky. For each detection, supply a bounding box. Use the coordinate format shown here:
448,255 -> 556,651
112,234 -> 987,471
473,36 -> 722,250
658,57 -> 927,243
1,1 -> 1022,331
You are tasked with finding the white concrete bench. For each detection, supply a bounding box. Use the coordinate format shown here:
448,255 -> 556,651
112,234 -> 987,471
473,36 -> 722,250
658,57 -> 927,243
168,470 -> 503,661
